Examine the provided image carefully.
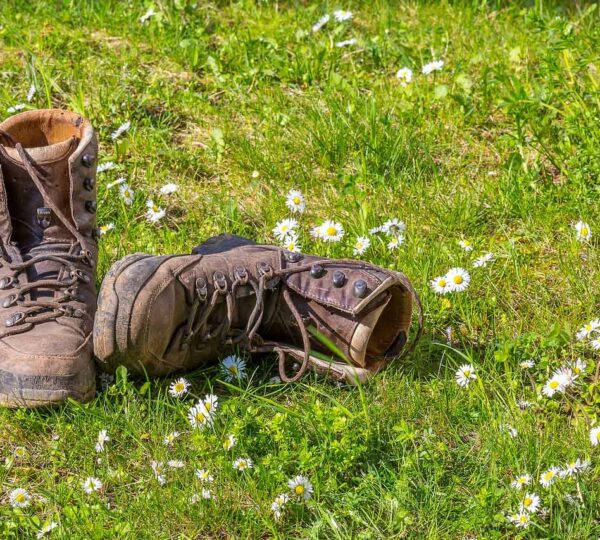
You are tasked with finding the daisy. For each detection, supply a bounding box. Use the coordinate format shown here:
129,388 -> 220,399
430,275 -> 451,294
271,493 -> 289,520
458,239 -> 473,252
95,429 -> 109,452
98,223 -> 115,236
591,337 -> 600,350
159,183 -> 178,195
455,363 -> 477,387
542,368 -> 573,397
396,67 -> 413,87
140,7 -> 156,23
119,183 -> 134,205
251,170 -> 260,178
9,488 -> 30,508
223,434 -> 237,450
221,355 -> 247,382
517,399 -> 532,410
288,475 -> 314,500
111,120 -> 131,140
368,225 -> 384,234
26,83 -> 36,103
590,426 -> 600,446
511,474 -> 531,490
273,218 -> 298,240
36,521 -> 58,538
539,467 -> 559,487
13,446 -> 26,459
422,59 -> 444,75
187,403 -> 213,430
97,161 -> 115,173
199,394 -> 218,415
333,9 -> 353,21
7,104 -> 25,113
233,457 -> 253,471
571,358 -> 587,376
146,199 -> 166,223
502,424 -> 518,438
167,460 -> 185,469
381,218 -> 406,236
195,469 -> 214,482
312,14 -> 330,32
201,489 -> 213,499
353,236 -> 371,256
576,319 -> 600,341
312,220 -> 345,242
163,431 -> 181,446
520,493 -> 540,514
519,360 -> 535,369
574,220 -> 592,241
512,512 -> 531,529
473,252 -> 494,268
150,461 -> 166,484
285,189 -> 305,213
335,38 -> 357,48
446,267 -> 470,292
169,377 -> 190,398
387,235 -> 404,251
560,458 -> 590,478
282,233 -> 301,253
82,477 -> 102,494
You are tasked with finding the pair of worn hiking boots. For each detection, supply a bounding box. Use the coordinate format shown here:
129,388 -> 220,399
0,109 -> 422,408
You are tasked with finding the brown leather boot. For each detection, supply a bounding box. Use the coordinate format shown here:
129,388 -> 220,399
0,109 -> 98,407
95,235 -> 422,384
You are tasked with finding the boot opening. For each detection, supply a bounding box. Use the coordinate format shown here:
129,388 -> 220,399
0,109 -> 85,148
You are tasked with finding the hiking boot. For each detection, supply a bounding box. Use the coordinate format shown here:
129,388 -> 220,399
94,235 -> 422,384
0,109 -> 98,407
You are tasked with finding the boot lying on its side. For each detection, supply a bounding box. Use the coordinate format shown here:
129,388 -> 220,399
0,110 -> 99,407
94,234 -> 423,384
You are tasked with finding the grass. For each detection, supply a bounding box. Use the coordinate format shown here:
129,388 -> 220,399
1,0 -> 600,537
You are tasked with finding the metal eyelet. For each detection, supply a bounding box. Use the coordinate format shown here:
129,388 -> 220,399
353,279 -> 368,298
234,266 -> 248,283
0,277 -> 15,290
82,154 -> 94,167
83,177 -> 95,191
213,271 -> 227,293
332,270 -> 346,288
310,264 -> 324,278
5,312 -> 24,327
284,251 -> 303,263
37,207 -> 51,229
2,294 -> 18,308
257,262 -> 273,278
195,277 -> 208,301
85,200 -> 97,213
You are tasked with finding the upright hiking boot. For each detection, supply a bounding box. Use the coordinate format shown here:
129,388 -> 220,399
0,109 -> 98,407
95,235 -> 422,384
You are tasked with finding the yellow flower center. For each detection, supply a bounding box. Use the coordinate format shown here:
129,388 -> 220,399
228,365 -> 238,375
463,369 -> 471,376
295,485 -> 305,495
550,381 -> 559,389
581,227 -> 588,236
15,493 -> 25,503
326,226 -> 337,236
438,279 -> 447,287
596,432 -> 600,441
453,275 -> 463,284
205,401 -> 212,411
519,515 -> 528,523
153,205 -> 159,212
524,497 -> 532,506
195,411 -> 205,422
544,472 -> 553,481
517,478 -> 525,484
238,460 -> 246,468
574,367 -> 581,374
585,324 -> 592,331
175,383 -> 184,392
293,196 -> 300,204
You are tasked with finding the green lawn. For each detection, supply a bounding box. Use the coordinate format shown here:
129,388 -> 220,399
1,1 -> 600,538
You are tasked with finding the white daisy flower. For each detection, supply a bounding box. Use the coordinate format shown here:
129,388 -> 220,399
150,461 -> 166,484
333,9 -> 353,22
396,67 -> 413,87
288,475 -> 313,500
519,360 -> 535,369
520,493 -> 540,514
273,218 -> 298,240
163,431 -> 181,446
542,368 -> 573,397
221,355 -> 247,382
119,183 -> 134,205
282,233 -> 301,253
560,458 -> 590,478
97,161 -> 115,173
422,59 -> 444,75
111,120 -> 131,140
167,460 -> 185,469
36,521 -> 58,538
7,104 -> 25,113
195,469 -> 214,482
576,319 -> 600,341
511,474 -> 531,490
590,426 -> 600,446
446,267 -> 470,292
9,488 -> 30,508
512,512 -> 531,529
187,403 -> 213,430
353,236 -> 371,256
271,493 -> 289,520
312,14 -> 330,32
571,358 -> 587,377
381,218 -> 406,236
145,199 -> 166,223
223,434 -> 237,451
201,489 -> 213,499
13,446 -> 26,459
169,377 -> 190,398
458,239 -> 473,252
430,275 -> 451,295
368,225 -> 384,234
251,170 -> 260,178
82,477 -> 102,494
199,394 -> 218,415
387,235 -> 404,251
312,220 -> 345,242
539,467 -> 559,487
95,429 -> 110,452
455,363 -> 477,387
159,183 -> 178,195
501,424 -> 518,438
98,223 -> 115,236
591,337 -> 600,350
335,38 -> 357,48
574,221 -> 592,241
473,252 -> 494,268
26,83 -> 36,103
233,457 -> 253,471
285,189 -> 305,213
140,7 -> 156,23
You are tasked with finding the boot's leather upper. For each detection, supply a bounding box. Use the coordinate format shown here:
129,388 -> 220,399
0,110 -> 98,405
